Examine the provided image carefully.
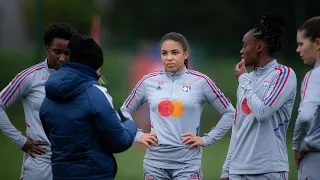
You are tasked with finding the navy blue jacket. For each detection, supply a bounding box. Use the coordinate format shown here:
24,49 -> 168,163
40,62 -> 137,180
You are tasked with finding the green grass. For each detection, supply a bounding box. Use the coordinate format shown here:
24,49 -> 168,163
114,134 -> 297,180
0,52 -> 299,179
0,130 -> 298,180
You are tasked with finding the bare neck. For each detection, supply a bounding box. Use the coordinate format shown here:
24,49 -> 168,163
316,50 -> 320,61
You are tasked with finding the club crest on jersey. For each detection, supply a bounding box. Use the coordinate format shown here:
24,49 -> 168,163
156,86 -> 162,91
145,175 -> 154,180
263,77 -> 270,87
182,83 -> 191,92
190,174 -> 199,179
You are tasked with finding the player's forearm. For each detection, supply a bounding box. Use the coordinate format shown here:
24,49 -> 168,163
220,125 -> 237,178
0,107 -> 27,148
304,137 -> 320,151
292,121 -> 303,151
120,106 -> 134,120
296,102 -> 318,124
221,150 -> 232,178
304,127 -> 320,151
238,74 -> 275,122
202,108 -> 234,146
246,90 -> 276,122
221,153 -> 231,178
239,73 -> 296,123
292,103 -> 318,151
133,130 -> 143,143
120,107 -> 143,143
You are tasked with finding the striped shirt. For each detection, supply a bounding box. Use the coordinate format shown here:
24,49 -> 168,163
293,60 -> 320,151
222,60 -> 297,177
120,66 -> 235,169
0,59 -> 54,162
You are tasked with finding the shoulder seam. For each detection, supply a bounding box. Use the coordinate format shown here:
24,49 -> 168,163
0,65 -> 45,106
124,72 -> 162,108
264,65 -> 291,106
186,70 -> 230,108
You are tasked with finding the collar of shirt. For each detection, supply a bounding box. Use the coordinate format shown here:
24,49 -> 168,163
44,58 -> 56,74
253,59 -> 278,76
164,66 -> 187,80
314,60 -> 320,68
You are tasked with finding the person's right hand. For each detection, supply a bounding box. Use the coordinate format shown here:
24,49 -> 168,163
21,137 -> 47,158
139,133 -> 158,150
235,59 -> 247,80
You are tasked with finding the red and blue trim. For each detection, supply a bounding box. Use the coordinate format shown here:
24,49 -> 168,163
264,66 -> 290,106
187,70 -> 230,108
0,63 -> 45,106
124,71 -> 163,108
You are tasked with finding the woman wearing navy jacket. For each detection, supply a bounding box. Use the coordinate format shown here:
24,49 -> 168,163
40,33 -> 137,180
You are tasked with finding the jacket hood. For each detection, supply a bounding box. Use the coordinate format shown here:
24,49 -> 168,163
45,62 -> 100,102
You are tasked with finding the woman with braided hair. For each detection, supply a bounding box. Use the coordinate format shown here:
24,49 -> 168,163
220,11 -> 297,180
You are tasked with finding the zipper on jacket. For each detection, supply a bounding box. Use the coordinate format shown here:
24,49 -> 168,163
170,75 -> 174,96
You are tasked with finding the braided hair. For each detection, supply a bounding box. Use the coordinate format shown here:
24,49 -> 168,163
251,11 -> 286,55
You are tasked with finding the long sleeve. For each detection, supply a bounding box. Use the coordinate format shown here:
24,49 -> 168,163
0,71 -> 32,148
293,69 -> 320,151
120,75 -> 149,143
238,66 -> 297,122
90,86 -> 138,153
304,127 -> 320,150
201,75 -> 235,146
221,123 -> 238,178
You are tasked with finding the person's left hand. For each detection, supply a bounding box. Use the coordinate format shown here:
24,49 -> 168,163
303,145 -> 315,152
235,59 -> 247,80
181,133 -> 204,150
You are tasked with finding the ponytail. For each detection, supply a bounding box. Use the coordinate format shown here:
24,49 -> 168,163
184,59 -> 189,68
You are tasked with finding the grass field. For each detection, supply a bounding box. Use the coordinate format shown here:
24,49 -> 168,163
0,52 -> 300,179
0,123 -> 298,180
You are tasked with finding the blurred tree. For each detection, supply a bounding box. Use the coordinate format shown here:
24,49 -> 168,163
104,0 -> 320,58
22,0 -> 99,37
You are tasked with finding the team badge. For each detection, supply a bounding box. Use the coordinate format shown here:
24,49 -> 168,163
190,174 -> 199,179
263,81 -> 269,87
263,77 -> 271,87
182,83 -> 191,92
145,175 -> 154,180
